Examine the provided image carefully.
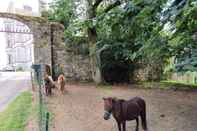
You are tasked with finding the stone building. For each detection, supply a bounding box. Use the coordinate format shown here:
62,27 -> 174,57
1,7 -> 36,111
38,0 -> 48,15
4,2 -> 37,71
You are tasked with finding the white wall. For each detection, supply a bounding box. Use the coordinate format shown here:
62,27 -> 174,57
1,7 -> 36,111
0,20 -> 7,69
0,0 -> 39,13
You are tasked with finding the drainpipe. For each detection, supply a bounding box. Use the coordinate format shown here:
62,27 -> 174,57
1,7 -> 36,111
50,24 -> 55,80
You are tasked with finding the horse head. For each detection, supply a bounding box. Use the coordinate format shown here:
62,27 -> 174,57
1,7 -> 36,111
103,97 -> 116,120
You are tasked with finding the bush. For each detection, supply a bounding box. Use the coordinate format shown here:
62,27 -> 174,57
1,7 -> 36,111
16,67 -> 24,72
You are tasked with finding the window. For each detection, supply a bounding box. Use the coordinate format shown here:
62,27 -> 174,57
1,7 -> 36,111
7,40 -> 11,48
8,55 -> 12,64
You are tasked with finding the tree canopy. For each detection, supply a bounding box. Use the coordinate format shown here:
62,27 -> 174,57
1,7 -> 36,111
46,0 -> 197,82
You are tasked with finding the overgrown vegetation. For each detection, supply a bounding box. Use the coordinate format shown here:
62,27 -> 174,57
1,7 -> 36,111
0,92 -> 32,131
46,0 -> 197,84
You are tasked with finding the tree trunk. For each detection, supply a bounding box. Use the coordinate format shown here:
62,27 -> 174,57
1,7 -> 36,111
86,0 -> 103,84
87,27 -> 103,84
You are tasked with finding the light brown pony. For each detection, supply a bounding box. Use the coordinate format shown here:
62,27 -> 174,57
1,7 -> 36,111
57,74 -> 66,93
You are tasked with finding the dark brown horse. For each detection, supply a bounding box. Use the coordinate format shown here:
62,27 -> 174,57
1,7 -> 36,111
44,74 -> 56,96
103,97 -> 147,131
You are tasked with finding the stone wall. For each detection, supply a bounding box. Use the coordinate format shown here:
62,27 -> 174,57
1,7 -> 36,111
51,23 -> 92,81
50,22 -> 65,77
64,52 -> 92,81
52,49 -> 92,81
33,23 -> 52,66
131,61 -> 163,82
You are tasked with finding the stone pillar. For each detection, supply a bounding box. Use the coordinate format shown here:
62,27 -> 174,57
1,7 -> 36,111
50,22 -> 66,79
51,22 -> 92,81
32,23 -> 52,67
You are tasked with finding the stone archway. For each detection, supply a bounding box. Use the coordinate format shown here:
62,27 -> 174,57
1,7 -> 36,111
0,12 -> 52,66
0,12 -> 65,76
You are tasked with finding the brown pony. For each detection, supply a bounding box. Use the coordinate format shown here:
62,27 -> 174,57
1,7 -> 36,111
57,74 -> 66,93
103,97 -> 147,131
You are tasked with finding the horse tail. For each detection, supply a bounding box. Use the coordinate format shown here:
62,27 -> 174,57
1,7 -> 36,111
140,99 -> 147,130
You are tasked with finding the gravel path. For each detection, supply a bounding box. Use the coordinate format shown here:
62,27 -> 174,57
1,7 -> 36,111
47,84 -> 197,131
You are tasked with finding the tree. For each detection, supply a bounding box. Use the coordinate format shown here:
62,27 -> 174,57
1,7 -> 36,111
48,0 -> 169,82
85,0 -> 121,83
161,0 -> 197,72
47,0 -> 197,83
46,0 -> 75,28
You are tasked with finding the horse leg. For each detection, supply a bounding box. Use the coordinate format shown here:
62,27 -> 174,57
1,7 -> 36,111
123,122 -> 126,131
61,85 -> 64,94
45,86 -> 48,96
135,117 -> 139,131
49,87 -> 52,95
47,87 -> 49,95
117,122 -> 122,131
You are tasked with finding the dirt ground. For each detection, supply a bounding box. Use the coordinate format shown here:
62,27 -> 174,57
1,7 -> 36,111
46,84 -> 197,131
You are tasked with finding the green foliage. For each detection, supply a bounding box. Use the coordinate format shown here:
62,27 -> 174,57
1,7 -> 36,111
66,36 -> 89,55
96,0 -> 168,64
47,0 -> 75,28
48,0 -> 197,77
167,0 -> 197,72
47,0 -> 88,54
16,67 -> 24,72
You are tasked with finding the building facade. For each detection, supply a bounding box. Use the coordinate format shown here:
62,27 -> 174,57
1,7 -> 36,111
39,0 -> 48,15
4,2 -> 38,71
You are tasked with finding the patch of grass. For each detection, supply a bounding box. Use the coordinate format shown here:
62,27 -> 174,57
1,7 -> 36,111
97,84 -> 112,89
160,80 -> 197,89
140,81 -> 197,90
139,82 -> 161,89
97,85 -> 113,95
0,92 -> 32,131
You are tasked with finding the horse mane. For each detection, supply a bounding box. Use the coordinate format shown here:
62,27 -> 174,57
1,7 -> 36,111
44,75 -> 50,81
119,99 -> 126,102
113,98 -> 125,103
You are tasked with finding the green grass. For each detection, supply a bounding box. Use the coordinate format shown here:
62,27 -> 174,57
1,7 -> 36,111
96,85 -> 113,95
140,80 -> 197,90
160,80 -> 197,89
0,92 -> 32,131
